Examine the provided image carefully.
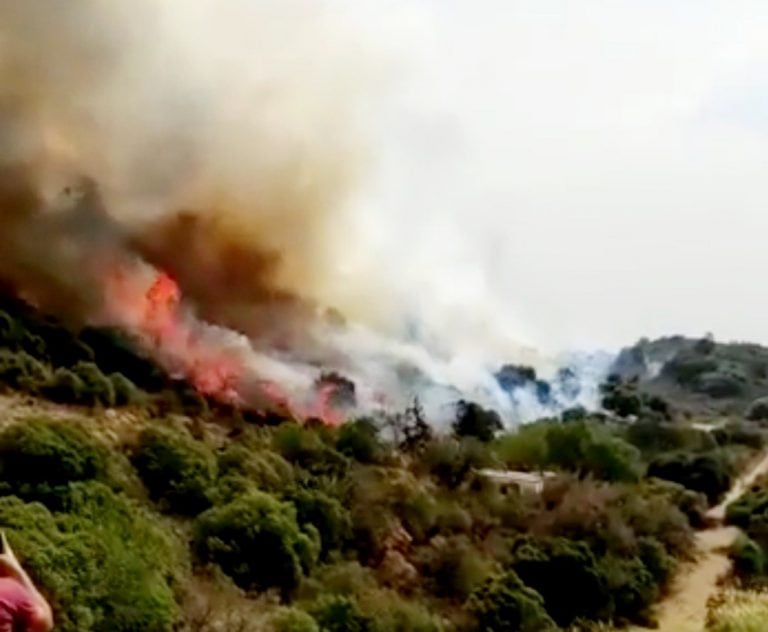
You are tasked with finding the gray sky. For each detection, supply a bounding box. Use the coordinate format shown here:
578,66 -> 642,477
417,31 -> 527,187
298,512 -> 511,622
341,1 -> 768,354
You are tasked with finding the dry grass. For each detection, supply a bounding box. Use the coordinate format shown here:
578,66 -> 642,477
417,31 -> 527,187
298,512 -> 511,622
706,588 -> 768,631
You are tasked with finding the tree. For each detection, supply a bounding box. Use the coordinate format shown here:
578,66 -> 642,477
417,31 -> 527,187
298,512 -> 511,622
648,452 -> 731,504
467,570 -> 556,632
509,537 -> 611,626
452,400 -> 503,443
194,490 -> 319,596
337,419 -> 384,464
133,426 -> 216,515
0,418 -> 108,500
289,488 -> 351,559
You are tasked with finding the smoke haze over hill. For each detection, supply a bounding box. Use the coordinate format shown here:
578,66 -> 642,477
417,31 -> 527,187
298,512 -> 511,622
1,1 -> 765,422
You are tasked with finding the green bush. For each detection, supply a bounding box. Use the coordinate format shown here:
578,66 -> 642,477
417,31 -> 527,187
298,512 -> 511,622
269,607 -> 320,632
731,535 -> 765,578
274,424 -> 350,479
289,488 -> 351,559
423,437 -> 496,489
0,418 -> 108,501
71,361 -> 116,407
494,422 -> 550,469
546,422 -> 641,482
598,554 -> 658,624
452,400 -> 503,442
109,373 -> 140,406
194,490 -> 320,595
467,570 -> 556,632
648,451 -> 732,504
0,482 -> 185,632
747,397 -> 768,421
727,490 -> 768,529
414,535 -> 493,600
133,426 -> 216,515
308,594 -> 372,632
337,419 -> 385,464
0,350 -> 49,393
509,536 -> 611,626
218,444 -> 295,494
41,367 -> 87,405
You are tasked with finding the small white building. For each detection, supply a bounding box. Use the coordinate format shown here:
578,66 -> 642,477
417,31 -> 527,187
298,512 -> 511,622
477,469 -> 557,495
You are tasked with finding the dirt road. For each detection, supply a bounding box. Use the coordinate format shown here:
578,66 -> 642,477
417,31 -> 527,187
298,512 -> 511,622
629,451 -> 768,632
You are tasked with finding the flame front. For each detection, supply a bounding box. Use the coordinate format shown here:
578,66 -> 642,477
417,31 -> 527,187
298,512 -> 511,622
101,263 -> 244,403
99,261 -> 348,424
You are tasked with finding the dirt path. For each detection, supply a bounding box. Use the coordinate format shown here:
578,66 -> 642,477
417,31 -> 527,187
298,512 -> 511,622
629,451 -> 768,632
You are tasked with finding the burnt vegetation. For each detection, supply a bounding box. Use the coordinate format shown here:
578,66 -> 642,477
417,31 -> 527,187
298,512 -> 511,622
0,296 -> 766,629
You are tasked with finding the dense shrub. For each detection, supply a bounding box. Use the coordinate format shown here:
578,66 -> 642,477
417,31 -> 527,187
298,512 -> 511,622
337,419 -> 385,464
648,451 -> 732,504
0,483 -> 185,632
194,490 -> 320,595
727,490 -> 768,529
289,488 -> 351,559
218,444 -> 295,494
713,423 -> 766,450
453,400 -> 503,442
423,437 -> 496,489
546,422 -> 642,482
747,397 -> 768,421
0,350 -> 49,393
467,570 -> 556,632
493,422 -> 550,469
71,361 -> 116,407
308,595 -> 372,632
133,426 -> 216,515
269,607 -> 320,632
414,535 -> 493,600
625,419 -> 716,455
0,418 -> 108,500
274,424 -> 350,479
509,536 -> 611,626
731,535 -> 765,577
109,372 -> 140,406
41,368 -> 87,405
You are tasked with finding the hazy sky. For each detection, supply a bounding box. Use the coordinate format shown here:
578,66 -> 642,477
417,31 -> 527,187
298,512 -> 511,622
341,1 -> 768,354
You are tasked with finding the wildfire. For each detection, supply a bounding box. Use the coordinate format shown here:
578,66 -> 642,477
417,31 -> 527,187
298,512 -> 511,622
99,261 -> 349,424
101,263 -> 243,402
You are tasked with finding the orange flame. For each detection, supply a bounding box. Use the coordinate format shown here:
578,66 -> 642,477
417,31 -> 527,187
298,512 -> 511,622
99,262 -> 348,425
101,263 -> 243,402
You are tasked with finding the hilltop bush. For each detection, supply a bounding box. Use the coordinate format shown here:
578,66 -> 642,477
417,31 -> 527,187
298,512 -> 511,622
194,490 -> 320,595
218,444 -> 295,494
0,482 -> 185,632
337,419 -> 385,464
648,451 -> 732,504
289,488 -> 351,559
747,397 -> 768,422
467,570 -> 556,632
133,426 -> 216,515
0,418 -> 108,502
274,424 -> 350,479
509,536 -> 611,626
41,368 -> 87,405
307,594 -> 372,632
71,362 -> 116,407
0,350 -> 49,393
423,437 -> 496,489
453,400 -> 503,442
269,607 -> 319,632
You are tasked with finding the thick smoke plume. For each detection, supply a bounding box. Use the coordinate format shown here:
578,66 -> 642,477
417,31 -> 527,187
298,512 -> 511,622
0,1 -> 607,424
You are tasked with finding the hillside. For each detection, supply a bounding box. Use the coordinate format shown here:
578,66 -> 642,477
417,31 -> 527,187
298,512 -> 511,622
610,336 -> 768,418
0,295 -> 767,630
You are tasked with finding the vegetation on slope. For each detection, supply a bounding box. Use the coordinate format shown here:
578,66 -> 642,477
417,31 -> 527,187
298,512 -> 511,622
0,294 -> 764,629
